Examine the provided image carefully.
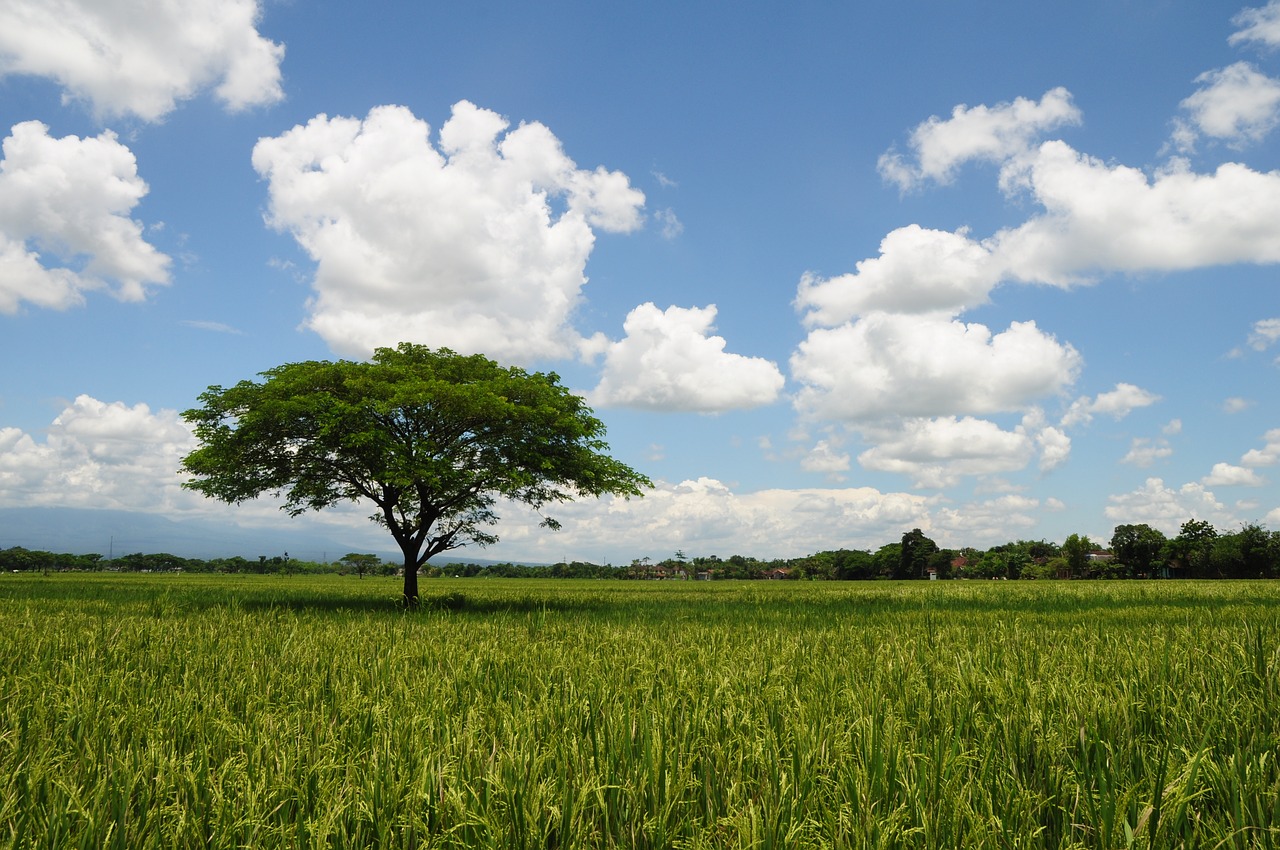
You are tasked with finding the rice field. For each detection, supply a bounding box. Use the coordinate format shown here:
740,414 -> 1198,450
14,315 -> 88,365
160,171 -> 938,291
2,573 -> 1278,849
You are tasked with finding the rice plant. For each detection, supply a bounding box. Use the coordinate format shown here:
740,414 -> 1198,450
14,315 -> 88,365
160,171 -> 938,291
1,574 -> 1278,848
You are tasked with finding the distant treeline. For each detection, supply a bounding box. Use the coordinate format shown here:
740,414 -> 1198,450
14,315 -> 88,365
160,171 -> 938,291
4,518 -> 1279,580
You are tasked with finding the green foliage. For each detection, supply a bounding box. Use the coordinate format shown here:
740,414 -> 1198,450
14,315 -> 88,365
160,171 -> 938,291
898,528 -> 938,580
3,574 -> 1280,847
1061,533 -> 1094,578
1175,518 -> 1219,578
1110,523 -> 1168,576
181,344 -> 651,601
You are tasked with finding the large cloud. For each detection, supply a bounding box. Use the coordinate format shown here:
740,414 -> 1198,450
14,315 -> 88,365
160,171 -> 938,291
791,314 -> 1080,421
253,102 -> 646,362
792,70 -> 1280,489
587,303 -> 784,412
1230,1 -> 1280,49
877,87 -> 1081,191
796,224 -> 1000,324
1175,63 -> 1280,149
1104,477 -> 1236,534
0,396 -> 195,512
0,0 -> 283,121
1060,383 -> 1161,428
491,476 -> 942,559
1238,428 -> 1280,470
0,121 -> 170,313
855,416 -> 1036,488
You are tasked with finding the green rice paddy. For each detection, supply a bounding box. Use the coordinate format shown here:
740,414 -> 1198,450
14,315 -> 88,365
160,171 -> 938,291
2,574 -> 1278,848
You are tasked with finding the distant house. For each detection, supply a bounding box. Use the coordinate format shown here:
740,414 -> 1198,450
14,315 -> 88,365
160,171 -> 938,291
764,567 -> 792,580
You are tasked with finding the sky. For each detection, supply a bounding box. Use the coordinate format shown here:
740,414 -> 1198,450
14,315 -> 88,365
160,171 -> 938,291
1,0 -> 1279,565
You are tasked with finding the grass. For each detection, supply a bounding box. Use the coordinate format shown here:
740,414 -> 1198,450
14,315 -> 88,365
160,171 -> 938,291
1,573 -> 1279,848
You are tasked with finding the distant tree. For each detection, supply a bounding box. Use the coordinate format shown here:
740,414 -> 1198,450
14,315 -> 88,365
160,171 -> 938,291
1061,534 -> 1094,578
898,528 -> 938,579
1110,523 -> 1167,577
873,543 -> 902,579
830,549 -> 875,580
339,553 -> 381,579
1174,519 -> 1218,578
1209,523 -> 1274,578
181,344 -> 650,604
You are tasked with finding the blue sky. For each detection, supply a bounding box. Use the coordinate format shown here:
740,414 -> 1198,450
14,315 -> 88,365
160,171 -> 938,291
1,0 -> 1279,564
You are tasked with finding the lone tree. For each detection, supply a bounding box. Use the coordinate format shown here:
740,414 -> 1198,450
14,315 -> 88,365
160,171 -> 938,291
180,344 -> 650,602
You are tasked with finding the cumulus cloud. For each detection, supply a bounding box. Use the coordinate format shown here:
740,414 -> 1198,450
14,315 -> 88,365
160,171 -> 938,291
807,141 -> 1280,329
931,494 -> 1043,542
993,143 -> 1280,284
878,87 -> 1081,190
796,225 -> 1000,325
800,440 -> 851,475
1249,317 -> 1280,350
1230,1 -> 1280,49
587,303 -> 784,412
1035,422 -> 1072,471
1104,477 -> 1234,535
1121,437 -> 1174,468
1241,428 -> 1280,466
0,121 -> 170,313
0,0 -> 284,121
1174,63 -> 1280,150
0,394 -> 416,543
1223,396 -> 1254,413
492,476 -> 940,559
1202,462 -> 1265,487
0,396 -> 195,512
253,102 -> 646,362
1060,382 -> 1161,428
791,314 -> 1080,421
793,66 -> 1280,488
856,416 -> 1036,488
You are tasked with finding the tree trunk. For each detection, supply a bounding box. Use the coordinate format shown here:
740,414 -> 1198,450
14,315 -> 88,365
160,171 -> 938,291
403,559 -> 419,605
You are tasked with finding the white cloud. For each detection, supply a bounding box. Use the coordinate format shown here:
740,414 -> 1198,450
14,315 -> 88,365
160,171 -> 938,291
800,439 -> 851,475
1060,382 -> 1161,428
1175,63 -> 1280,149
1121,437 -> 1174,468
796,225 -> 999,325
0,395 -> 195,512
878,87 -> 1081,190
1230,1 -> 1280,49
856,416 -> 1035,489
1104,477 -> 1234,535
1163,419 -> 1184,435
1036,423 -> 1072,471
654,208 -> 683,239
818,117 -> 1280,334
182,320 -> 243,335
993,143 -> 1280,284
1241,428 -> 1280,466
252,102 -> 646,362
587,303 -> 784,412
791,313 -> 1081,421
492,476 -> 940,559
0,121 -> 170,313
0,0 -> 284,121
1249,317 -> 1280,349
1223,396 -> 1254,413
1202,462 -> 1265,487
931,495 -> 1043,543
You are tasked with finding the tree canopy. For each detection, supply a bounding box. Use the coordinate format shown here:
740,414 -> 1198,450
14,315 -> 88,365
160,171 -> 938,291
181,344 -> 651,602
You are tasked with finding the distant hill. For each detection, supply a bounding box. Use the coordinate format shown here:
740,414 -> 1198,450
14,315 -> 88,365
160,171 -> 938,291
0,507 -> 534,566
